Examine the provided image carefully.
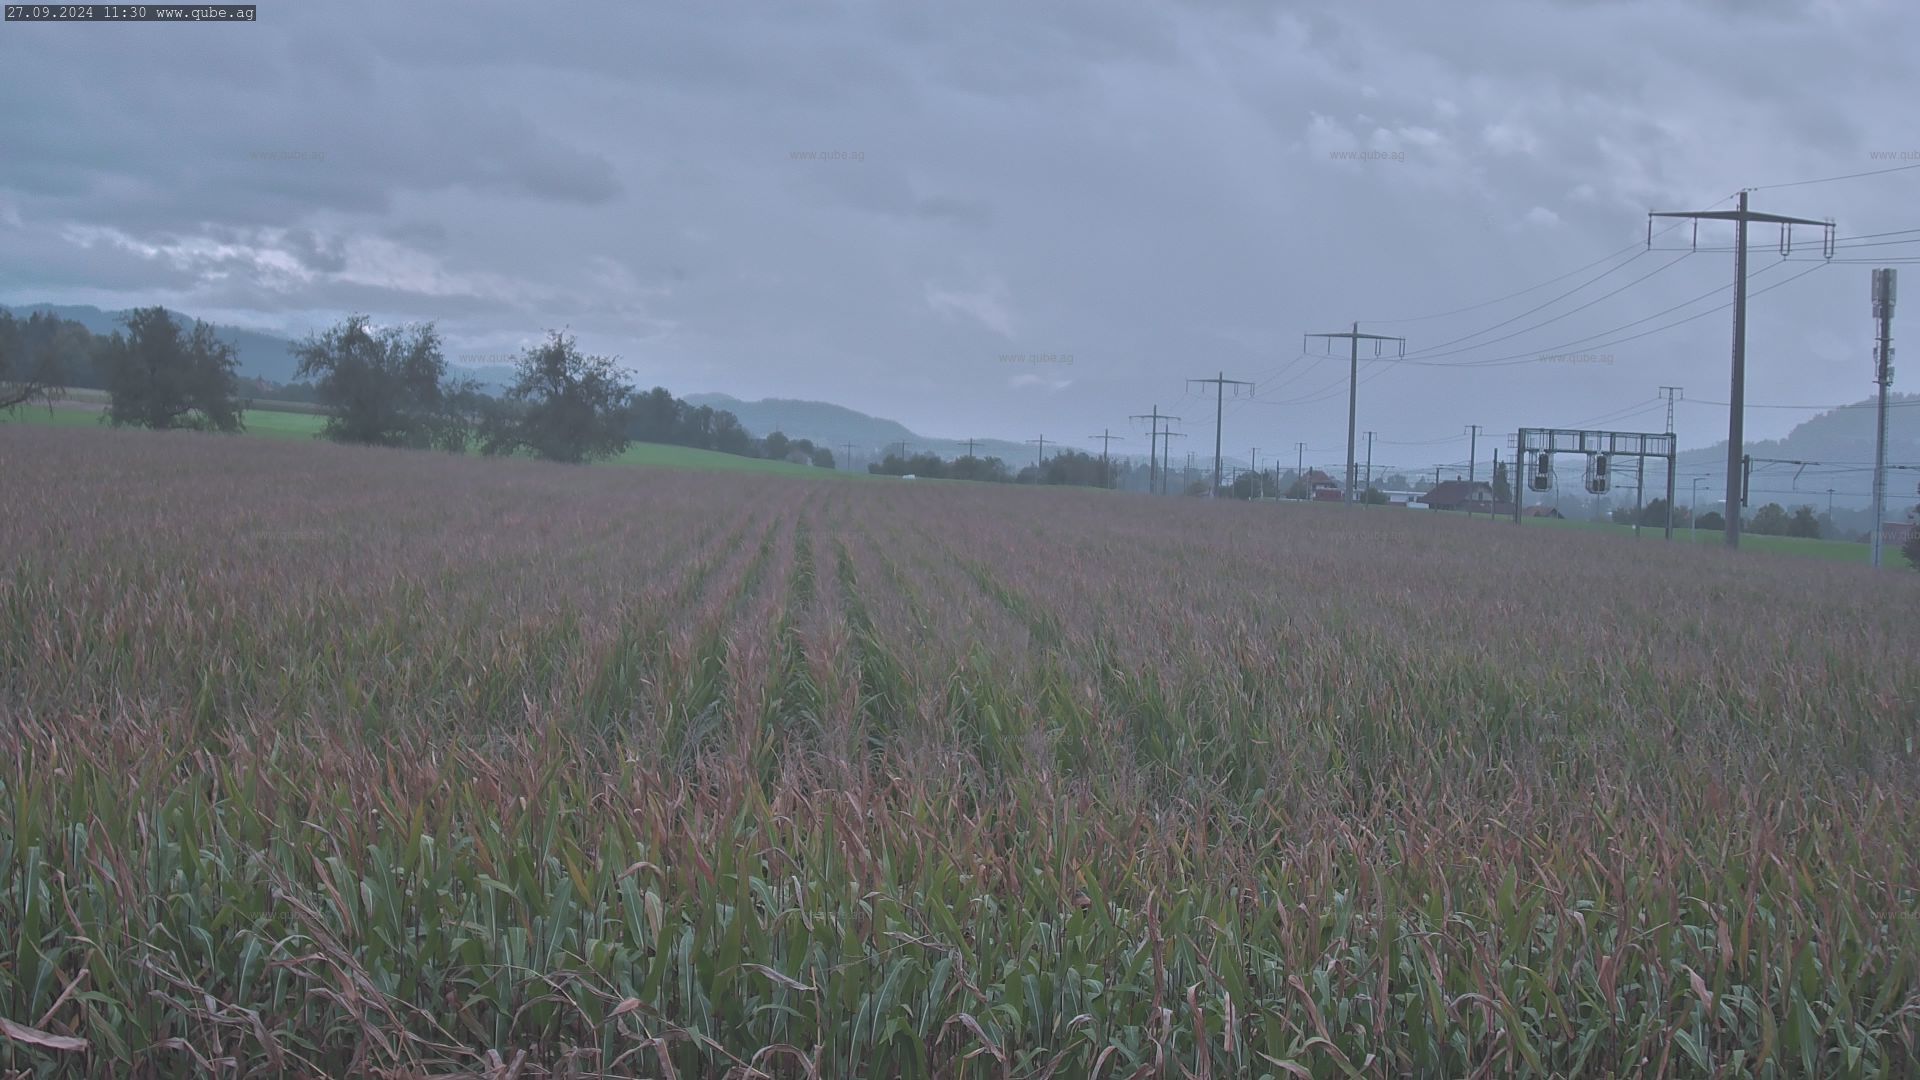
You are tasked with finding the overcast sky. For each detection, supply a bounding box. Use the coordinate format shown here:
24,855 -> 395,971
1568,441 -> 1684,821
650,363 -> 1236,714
2,0 -> 1915,474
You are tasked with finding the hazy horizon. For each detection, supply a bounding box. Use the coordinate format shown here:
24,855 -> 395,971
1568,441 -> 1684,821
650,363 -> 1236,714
4,0 -> 1917,474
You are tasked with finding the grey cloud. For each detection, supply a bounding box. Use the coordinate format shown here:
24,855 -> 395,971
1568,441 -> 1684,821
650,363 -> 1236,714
1,0 -> 1914,454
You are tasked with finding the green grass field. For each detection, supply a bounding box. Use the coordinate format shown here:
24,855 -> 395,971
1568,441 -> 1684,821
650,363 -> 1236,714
1520,511 -> 1873,562
2,401 -> 850,477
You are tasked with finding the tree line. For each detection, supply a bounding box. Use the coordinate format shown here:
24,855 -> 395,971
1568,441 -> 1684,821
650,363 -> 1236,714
0,308 -> 829,468
867,448 -> 1145,489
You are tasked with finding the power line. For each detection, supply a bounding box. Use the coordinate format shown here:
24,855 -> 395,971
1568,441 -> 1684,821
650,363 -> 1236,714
1654,235 -> 1920,253
1365,216 -> 1699,325
1397,251 -> 1699,362
1681,395 -> 1920,410
1398,250 -> 1688,360
1249,350 -> 1323,395
1377,432 -> 1470,447
1564,398 -> 1664,429
1379,217 -> 1868,374
1749,161 -> 1920,192
1403,259 -> 1827,370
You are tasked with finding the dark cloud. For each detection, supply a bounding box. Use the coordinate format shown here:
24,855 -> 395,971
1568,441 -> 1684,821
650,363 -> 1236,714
0,0 -> 1913,454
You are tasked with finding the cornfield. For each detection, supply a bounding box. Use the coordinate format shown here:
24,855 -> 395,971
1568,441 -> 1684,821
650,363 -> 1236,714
2,423 -> 1918,1077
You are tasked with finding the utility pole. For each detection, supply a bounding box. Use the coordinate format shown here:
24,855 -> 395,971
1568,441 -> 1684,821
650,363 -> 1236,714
1650,192 -> 1833,549
1691,477 -> 1704,539
1872,268 -> 1897,568
1089,429 -> 1123,488
963,437 -> 980,459
1027,435 -> 1048,468
841,442 -> 855,472
1187,371 -> 1255,498
1466,424 -> 1481,484
1249,447 -> 1260,497
1363,431 -> 1375,504
1305,323 -> 1407,505
1131,407 -> 1180,494
1165,431 -> 1186,493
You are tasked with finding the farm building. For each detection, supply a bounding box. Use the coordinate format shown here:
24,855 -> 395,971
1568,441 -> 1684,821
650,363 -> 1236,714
1883,520 -> 1917,549
1423,480 -> 1498,512
1523,506 -> 1565,519
1301,469 -> 1343,501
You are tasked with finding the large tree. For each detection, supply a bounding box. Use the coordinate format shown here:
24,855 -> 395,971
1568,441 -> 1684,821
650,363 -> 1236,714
1748,502 -> 1791,536
0,310 -> 70,412
1636,497 -> 1689,529
1786,506 -> 1822,539
709,411 -> 753,456
486,332 -> 634,464
948,454 -> 1009,482
628,386 -> 682,443
102,307 -> 244,432
435,378 -> 502,454
293,315 -> 456,449
1231,469 -> 1269,499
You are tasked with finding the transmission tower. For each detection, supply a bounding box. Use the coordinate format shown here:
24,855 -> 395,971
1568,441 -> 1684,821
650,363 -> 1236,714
1089,429 -> 1124,489
1649,192 -> 1833,549
1304,324 -> 1407,505
1027,435 -> 1048,467
1130,407 -> 1181,494
1186,371 -> 1254,498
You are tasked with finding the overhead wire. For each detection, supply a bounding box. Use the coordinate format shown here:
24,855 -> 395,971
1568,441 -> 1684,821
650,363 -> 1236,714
1395,251 -> 1697,361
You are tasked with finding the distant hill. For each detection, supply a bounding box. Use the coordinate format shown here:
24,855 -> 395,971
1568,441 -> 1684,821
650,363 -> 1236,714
1671,393 -> 1920,511
1,303 -> 512,390
8,303 -> 310,384
684,393 -> 1044,464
